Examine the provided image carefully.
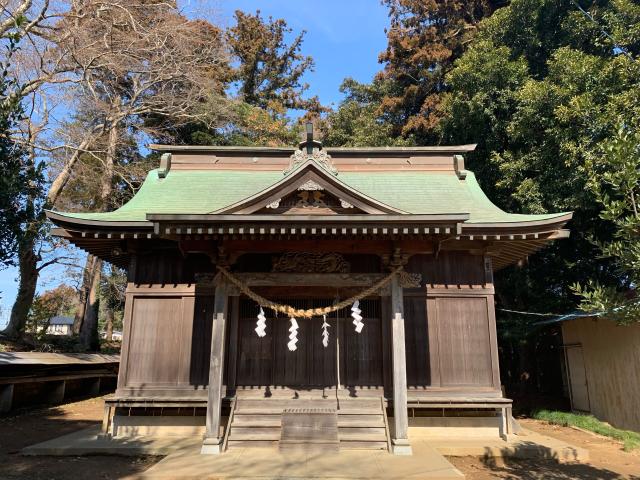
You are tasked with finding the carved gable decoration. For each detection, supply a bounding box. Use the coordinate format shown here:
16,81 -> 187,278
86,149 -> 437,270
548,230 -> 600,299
212,160 -> 405,215
261,184 -> 362,215
284,148 -> 337,176
272,252 -> 350,273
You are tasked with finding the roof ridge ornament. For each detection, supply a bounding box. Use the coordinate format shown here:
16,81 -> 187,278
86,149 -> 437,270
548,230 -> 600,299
284,122 -> 338,176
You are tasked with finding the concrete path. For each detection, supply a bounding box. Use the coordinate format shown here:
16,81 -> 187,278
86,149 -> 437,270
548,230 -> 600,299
129,443 -> 464,480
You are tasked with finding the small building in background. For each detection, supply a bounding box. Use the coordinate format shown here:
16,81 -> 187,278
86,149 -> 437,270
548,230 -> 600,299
561,317 -> 640,432
46,316 -> 74,336
100,330 -> 123,341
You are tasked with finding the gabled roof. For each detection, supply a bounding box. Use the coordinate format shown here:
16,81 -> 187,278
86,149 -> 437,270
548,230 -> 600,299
46,144 -> 572,270
47,163 -> 569,225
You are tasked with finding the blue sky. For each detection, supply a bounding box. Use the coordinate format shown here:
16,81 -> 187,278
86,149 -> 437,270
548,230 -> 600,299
0,0 -> 391,327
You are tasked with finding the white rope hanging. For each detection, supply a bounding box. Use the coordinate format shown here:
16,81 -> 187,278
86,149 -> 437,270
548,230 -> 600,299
321,315 -> 330,348
255,307 -> 267,337
351,300 -> 364,333
288,317 -> 299,351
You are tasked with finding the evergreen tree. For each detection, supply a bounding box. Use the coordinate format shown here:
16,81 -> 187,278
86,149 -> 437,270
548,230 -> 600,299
376,0 -> 499,142
438,0 -> 640,393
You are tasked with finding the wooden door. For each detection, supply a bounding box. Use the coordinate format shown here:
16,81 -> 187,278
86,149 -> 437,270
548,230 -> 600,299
565,345 -> 590,412
235,297 -> 382,389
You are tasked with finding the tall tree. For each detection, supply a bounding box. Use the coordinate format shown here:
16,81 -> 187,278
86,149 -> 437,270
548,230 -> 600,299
227,10 -> 314,114
438,0 -> 640,394
172,10 -> 318,148
574,122 -> 640,325
376,0 -> 499,142
2,0 -> 231,341
322,78 -> 412,147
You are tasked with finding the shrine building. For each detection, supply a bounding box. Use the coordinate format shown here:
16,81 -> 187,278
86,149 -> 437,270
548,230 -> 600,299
46,127 -> 571,455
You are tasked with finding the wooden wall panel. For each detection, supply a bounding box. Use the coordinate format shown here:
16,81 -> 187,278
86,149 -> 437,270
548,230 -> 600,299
131,250 -> 214,284
126,296 -> 187,385
562,318 -> 640,431
435,297 -> 493,387
407,253 -> 486,287
117,284 -> 215,398
403,297 -> 430,388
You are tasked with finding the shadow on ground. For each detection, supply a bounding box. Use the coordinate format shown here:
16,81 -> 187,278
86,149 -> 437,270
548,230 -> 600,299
0,398 -> 162,480
477,443 -> 640,480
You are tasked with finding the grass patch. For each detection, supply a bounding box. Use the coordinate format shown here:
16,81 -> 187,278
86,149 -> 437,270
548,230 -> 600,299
533,409 -> 640,452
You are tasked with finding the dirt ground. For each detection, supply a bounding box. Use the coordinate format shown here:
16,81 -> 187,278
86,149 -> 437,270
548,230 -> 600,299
449,418 -> 640,480
1,396 -> 639,479
0,396 -> 160,480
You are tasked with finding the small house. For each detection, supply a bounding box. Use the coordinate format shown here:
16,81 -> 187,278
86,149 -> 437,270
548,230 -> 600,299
46,316 -> 74,336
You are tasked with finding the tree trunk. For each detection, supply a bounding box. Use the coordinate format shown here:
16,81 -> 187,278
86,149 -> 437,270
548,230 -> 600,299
1,236 -> 38,339
47,123 -> 108,207
105,307 -> 114,342
73,254 -> 98,335
102,125 -> 117,201
79,259 -> 102,351
75,121 -> 118,344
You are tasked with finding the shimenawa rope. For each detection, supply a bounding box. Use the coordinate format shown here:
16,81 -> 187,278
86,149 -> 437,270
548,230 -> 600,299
216,265 -> 407,318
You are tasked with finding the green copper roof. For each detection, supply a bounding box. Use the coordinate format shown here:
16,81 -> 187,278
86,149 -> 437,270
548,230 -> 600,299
53,168 -> 568,225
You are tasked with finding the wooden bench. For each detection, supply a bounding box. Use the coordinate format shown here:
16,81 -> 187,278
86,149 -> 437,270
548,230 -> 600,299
0,353 -> 119,414
406,396 -> 513,440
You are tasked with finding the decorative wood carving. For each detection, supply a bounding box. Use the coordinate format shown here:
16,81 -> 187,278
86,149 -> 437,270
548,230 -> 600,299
297,180 -> 324,191
296,190 -> 327,208
266,199 -> 281,209
399,272 -> 422,288
272,252 -> 350,273
235,272 -> 383,286
284,149 -> 338,176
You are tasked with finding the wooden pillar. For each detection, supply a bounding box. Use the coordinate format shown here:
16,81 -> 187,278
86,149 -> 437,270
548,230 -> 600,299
226,295 -> 240,396
47,380 -> 66,404
390,275 -> 412,455
0,384 -> 14,413
202,280 -> 229,454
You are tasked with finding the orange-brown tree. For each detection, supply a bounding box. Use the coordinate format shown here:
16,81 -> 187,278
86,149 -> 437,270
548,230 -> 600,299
377,0 -> 500,142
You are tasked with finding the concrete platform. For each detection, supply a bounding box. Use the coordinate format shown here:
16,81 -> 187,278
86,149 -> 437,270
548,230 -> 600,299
128,442 -> 465,480
22,426 -> 589,479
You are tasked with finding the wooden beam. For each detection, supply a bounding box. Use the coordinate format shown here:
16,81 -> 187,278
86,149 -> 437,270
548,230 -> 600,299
202,281 -> 229,454
390,275 -> 412,455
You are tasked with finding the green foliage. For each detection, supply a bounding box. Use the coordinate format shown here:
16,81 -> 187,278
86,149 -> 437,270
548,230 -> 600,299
26,285 -> 77,338
439,0 -> 640,334
173,10 -> 316,147
227,10 -> 314,114
572,124 -> 640,324
323,78 -> 414,147
533,409 -> 640,451
99,265 -> 126,334
0,31 -> 45,269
